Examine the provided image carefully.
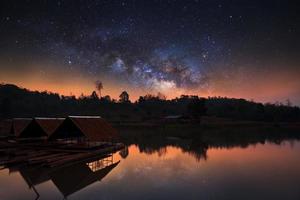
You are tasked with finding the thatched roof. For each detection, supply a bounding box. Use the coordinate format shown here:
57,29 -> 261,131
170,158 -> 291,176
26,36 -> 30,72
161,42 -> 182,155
34,118 -> 64,136
12,118 -> 32,137
51,116 -> 118,141
69,116 -> 118,141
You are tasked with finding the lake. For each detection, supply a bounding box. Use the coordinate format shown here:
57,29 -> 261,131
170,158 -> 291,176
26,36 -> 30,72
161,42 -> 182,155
0,137 -> 300,200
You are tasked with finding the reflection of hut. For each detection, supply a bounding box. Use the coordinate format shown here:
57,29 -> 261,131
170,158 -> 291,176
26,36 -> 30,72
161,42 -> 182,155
15,154 -> 119,198
51,160 -> 119,198
11,118 -> 32,137
119,147 -> 129,159
49,116 -> 118,142
19,166 -> 51,187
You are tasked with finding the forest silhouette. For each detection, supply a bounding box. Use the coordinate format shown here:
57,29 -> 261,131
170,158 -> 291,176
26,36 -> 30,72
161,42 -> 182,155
0,83 -> 300,122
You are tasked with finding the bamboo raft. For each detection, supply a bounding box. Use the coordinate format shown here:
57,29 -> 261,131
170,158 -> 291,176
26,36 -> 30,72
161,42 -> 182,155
0,141 -> 124,169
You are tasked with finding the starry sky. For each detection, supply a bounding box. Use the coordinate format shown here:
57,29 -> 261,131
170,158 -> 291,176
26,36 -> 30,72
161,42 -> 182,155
0,0 -> 299,104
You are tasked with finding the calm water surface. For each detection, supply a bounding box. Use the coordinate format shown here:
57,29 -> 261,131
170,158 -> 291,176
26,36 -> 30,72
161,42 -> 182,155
0,141 -> 300,200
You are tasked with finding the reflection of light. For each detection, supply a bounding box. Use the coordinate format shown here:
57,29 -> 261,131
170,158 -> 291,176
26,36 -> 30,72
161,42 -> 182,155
86,155 -> 119,172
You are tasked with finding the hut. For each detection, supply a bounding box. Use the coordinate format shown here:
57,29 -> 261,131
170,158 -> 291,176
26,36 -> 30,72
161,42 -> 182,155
18,118 -> 64,139
49,116 -> 118,143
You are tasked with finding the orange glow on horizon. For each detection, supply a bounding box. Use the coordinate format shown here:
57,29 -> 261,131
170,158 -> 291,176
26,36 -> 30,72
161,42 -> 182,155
1,62 -> 300,104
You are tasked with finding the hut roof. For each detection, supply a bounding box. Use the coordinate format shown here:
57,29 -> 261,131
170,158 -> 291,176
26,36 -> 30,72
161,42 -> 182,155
68,116 -> 101,118
68,116 -> 118,141
12,118 -> 32,137
34,118 -> 64,136
51,116 -> 118,141
69,116 -> 118,141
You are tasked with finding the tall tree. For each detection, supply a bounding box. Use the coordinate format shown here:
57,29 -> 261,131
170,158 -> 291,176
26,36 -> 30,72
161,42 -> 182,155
95,80 -> 103,98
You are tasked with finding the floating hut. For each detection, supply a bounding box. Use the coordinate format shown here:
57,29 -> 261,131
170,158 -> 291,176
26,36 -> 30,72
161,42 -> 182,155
8,118 -> 64,141
6,118 -> 63,139
49,116 -> 119,143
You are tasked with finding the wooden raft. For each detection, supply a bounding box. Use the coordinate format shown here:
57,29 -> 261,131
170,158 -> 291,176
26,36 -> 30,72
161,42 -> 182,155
0,142 -> 124,168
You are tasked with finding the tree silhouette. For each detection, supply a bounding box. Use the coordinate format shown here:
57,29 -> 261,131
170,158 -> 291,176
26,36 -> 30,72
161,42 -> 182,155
90,91 -> 99,100
1,84 -> 300,122
187,98 -> 207,121
119,91 -> 130,103
95,80 -> 103,98
103,95 -> 111,102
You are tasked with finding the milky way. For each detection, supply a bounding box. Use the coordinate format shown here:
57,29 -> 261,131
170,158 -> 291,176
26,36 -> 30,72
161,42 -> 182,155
0,0 -> 299,102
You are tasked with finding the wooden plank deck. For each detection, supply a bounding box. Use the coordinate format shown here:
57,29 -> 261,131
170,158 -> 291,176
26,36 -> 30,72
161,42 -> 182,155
0,141 -> 124,168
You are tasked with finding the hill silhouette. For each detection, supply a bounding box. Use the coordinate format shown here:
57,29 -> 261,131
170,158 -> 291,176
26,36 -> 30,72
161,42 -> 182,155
0,83 -> 299,122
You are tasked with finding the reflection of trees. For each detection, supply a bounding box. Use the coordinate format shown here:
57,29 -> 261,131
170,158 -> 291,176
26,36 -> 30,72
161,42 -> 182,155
119,146 -> 129,159
121,127 -> 300,162
182,140 -> 208,161
157,147 -> 167,157
121,135 -> 209,162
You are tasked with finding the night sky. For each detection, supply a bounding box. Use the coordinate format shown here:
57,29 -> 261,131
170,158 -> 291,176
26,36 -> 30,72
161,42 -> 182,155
0,0 -> 299,104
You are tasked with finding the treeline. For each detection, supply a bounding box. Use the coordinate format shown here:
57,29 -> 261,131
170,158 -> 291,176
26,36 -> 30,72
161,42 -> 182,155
1,84 -> 300,122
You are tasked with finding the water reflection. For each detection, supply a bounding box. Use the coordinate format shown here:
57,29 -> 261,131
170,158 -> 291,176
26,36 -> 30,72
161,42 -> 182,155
121,129 -> 300,162
2,154 -> 120,199
1,130 -> 300,200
